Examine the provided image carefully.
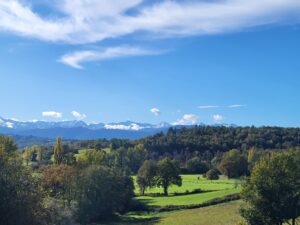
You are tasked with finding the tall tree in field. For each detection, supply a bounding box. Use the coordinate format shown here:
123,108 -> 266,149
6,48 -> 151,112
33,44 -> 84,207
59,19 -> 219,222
137,160 -> 157,195
241,150 -> 300,225
54,137 -> 64,165
156,158 -> 182,196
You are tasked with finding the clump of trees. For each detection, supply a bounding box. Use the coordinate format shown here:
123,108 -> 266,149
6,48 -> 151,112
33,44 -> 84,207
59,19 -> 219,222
137,158 -> 182,196
0,137 -> 46,225
76,166 -> 134,224
0,136 -> 136,225
241,150 -> 300,225
219,149 -> 248,178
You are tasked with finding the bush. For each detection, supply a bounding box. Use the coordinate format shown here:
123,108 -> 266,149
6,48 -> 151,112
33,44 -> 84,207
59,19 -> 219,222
206,168 -> 219,180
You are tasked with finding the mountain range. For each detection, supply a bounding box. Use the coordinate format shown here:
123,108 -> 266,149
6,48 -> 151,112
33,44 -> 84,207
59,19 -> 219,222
0,117 -> 237,141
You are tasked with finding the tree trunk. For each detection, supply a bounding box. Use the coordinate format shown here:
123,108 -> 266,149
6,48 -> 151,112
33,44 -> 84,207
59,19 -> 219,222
163,186 -> 168,196
292,218 -> 296,225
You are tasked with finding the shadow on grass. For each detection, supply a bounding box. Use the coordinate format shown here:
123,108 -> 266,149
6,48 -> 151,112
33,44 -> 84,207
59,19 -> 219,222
95,215 -> 161,225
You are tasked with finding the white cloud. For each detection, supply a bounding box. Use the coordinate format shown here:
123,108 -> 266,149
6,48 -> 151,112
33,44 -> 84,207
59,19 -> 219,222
150,108 -> 160,116
71,111 -> 86,120
42,111 -> 62,118
228,104 -> 245,108
173,114 -> 198,125
1,0 -> 300,45
5,122 -> 14,128
213,114 -> 224,122
104,123 -> 143,131
60,46 -> 161,69
198,105 -> 220,109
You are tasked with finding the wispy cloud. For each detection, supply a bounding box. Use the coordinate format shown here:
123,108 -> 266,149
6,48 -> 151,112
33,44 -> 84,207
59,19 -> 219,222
60,46 -> 162,68
71,111 -> 86,120
42,111 -> 62,118
227,104 -> 245,108
173,114 -> 198,125
198,105 -> 220,109
150,108 -> 161,116
1,0 -> 300,44
213,114 -> 224,122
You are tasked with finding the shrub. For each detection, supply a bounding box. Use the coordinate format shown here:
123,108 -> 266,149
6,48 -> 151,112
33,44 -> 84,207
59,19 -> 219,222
206,168 -> 219,180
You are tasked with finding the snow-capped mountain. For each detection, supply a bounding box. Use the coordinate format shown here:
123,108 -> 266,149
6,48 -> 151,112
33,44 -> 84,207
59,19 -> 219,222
0,117 -> 171,131
0,117 -> 236,140
0,117 -> 173,140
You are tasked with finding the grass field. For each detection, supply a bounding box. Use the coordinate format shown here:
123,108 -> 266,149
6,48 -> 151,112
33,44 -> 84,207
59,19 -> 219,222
133,174 -> 240,207
133,174 -> 240,195
96,201 -> 242,225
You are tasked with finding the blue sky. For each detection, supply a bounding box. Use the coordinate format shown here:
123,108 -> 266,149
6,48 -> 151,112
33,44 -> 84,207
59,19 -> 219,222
1,0 -> 300,126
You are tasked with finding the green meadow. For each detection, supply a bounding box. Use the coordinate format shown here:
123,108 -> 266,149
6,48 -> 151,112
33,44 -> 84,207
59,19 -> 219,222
133,174 -> 240,195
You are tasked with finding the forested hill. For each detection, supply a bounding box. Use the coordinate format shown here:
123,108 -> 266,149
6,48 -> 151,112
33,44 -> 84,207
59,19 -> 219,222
138,126 -> 300,154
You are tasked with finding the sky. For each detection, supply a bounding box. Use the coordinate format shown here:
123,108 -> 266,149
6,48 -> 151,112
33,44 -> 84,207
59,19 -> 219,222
1,0 -> 300,127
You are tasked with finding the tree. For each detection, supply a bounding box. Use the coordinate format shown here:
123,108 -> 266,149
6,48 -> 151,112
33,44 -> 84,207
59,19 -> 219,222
77,149 -> 106,166
137,160 -> 157,195
0,136 -> 17,156
41,164 -> 77,206
0,138 -> 45,225
37,145 -> 45,162
156,158 -> 182,195
219,149 -> 248,178
186,157 -> 209,174
206,168 -> 219,180
76,166 -> 134,224
23,147 -> 33,166
241,151 -> 300,225
54,137 -> 64,165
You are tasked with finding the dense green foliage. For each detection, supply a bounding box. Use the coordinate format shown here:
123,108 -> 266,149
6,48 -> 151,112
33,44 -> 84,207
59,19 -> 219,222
137,160 -> 157,195
156,158 -> 182,195
0,137 -> 45,225
241,150 -> 300,225
76,166 -> 134,224
219,149 -> 248,178
206,168 -> 220,180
